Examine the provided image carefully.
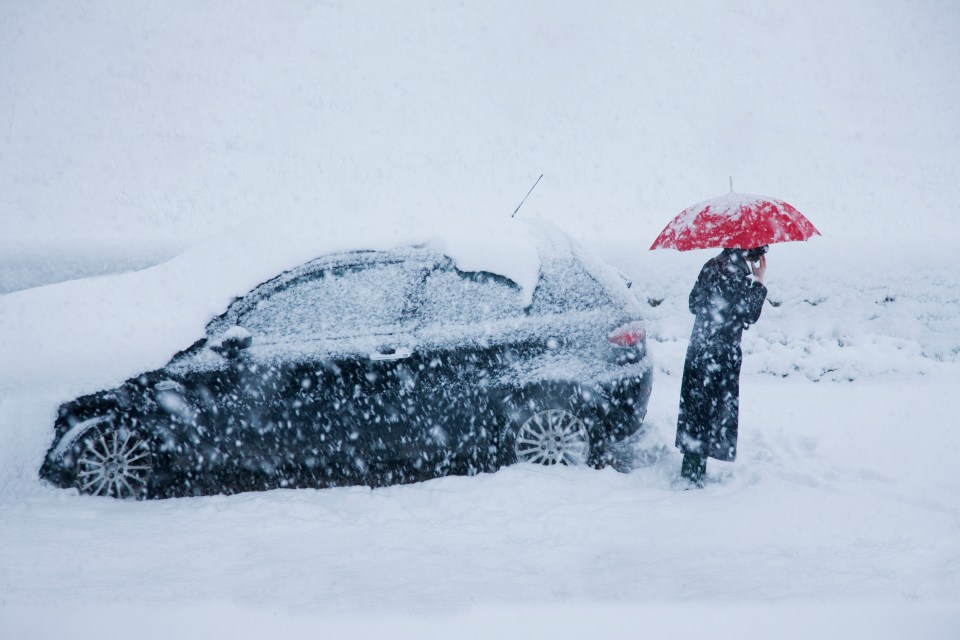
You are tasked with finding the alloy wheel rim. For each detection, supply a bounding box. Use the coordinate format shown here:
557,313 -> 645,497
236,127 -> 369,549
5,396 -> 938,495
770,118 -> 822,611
514,409 -> 590,465
76,428 -> 153,498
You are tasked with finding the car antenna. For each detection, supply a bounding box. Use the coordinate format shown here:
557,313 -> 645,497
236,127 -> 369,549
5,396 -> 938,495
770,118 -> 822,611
511,173 -> 544,218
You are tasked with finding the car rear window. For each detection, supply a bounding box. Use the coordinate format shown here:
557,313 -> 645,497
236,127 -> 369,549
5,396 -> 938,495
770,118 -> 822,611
530,257 -> 613,313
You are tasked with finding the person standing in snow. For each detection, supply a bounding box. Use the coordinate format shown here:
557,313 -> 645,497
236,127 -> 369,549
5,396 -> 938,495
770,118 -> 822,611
675,245 -> 768,487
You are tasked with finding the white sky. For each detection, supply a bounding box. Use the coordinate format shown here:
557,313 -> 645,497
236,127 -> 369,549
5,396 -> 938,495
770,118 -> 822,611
1,0 -> 959,252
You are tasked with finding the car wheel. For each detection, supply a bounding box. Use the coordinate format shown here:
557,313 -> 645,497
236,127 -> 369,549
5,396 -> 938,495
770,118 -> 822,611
75,425 -> 153,499
500,393 -> 592,467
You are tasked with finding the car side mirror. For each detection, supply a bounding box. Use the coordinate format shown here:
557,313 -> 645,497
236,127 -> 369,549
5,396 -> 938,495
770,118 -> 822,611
210,326 -> 253,358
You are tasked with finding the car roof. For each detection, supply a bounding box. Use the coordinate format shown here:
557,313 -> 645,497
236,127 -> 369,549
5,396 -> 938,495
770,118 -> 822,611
202,220 -> 640,336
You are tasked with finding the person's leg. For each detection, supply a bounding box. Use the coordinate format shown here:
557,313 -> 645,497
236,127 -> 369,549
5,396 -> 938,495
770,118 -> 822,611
680,453 -> 707,487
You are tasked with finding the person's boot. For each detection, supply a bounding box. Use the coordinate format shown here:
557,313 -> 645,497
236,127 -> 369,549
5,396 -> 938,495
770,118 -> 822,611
680,453 -> 706,488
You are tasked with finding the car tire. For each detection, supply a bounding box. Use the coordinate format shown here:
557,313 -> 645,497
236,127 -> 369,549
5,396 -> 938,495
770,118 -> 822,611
75,424 -> 154,499
498,385 -> 594,468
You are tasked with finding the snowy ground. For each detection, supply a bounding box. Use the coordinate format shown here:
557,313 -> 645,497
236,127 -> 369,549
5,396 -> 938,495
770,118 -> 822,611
2,1 -> 960,637
2,241 -> 958,638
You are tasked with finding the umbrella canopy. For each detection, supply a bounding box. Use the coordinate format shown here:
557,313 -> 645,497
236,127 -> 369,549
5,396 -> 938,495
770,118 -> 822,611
650,192 -> 820,251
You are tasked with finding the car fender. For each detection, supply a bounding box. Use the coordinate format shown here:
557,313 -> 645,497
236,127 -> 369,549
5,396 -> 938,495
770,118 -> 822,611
490,373 -> 609,432
491,355 -> 613,402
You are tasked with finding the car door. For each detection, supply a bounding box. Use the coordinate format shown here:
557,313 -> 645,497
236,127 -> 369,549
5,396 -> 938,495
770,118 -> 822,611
228,252 -> 428,488
404,261 -> 528,479
181,356 -> 293,493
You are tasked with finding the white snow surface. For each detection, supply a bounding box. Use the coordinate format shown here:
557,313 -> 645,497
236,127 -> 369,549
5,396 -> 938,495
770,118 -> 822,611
2,1 -> 960,638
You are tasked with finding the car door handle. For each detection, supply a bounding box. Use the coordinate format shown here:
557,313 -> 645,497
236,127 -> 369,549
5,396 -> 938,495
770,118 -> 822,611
369,346 -> 413,361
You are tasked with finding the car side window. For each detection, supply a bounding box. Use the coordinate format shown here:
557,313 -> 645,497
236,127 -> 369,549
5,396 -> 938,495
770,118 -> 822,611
415,265 -> 524,326
237,261 -> 416,340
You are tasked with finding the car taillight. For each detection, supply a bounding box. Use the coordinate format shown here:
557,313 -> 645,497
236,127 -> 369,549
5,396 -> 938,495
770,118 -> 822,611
607,321 -> 646,348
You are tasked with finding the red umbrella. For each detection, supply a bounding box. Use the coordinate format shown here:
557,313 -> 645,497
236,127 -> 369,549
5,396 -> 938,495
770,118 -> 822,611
650,192 -> 820,251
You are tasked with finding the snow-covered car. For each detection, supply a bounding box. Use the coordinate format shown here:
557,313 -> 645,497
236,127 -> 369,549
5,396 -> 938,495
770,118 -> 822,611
39,225 -> 652,499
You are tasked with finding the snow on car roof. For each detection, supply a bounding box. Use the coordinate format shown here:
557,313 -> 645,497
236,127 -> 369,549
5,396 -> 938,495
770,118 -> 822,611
0,213 -> 566,397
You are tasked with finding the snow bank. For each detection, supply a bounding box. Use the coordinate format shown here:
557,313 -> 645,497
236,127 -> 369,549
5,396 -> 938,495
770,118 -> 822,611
612,238 -> 960,382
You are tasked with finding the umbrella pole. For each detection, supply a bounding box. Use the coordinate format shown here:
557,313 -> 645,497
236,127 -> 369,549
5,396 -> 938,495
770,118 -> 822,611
729,176 -> 733,193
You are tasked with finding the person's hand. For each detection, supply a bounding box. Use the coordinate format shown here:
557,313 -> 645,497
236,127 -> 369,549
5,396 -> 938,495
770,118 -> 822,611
751,254 -> 767,284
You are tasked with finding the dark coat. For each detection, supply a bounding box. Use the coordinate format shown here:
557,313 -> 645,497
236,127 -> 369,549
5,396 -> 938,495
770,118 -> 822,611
675,249 -> 766,461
